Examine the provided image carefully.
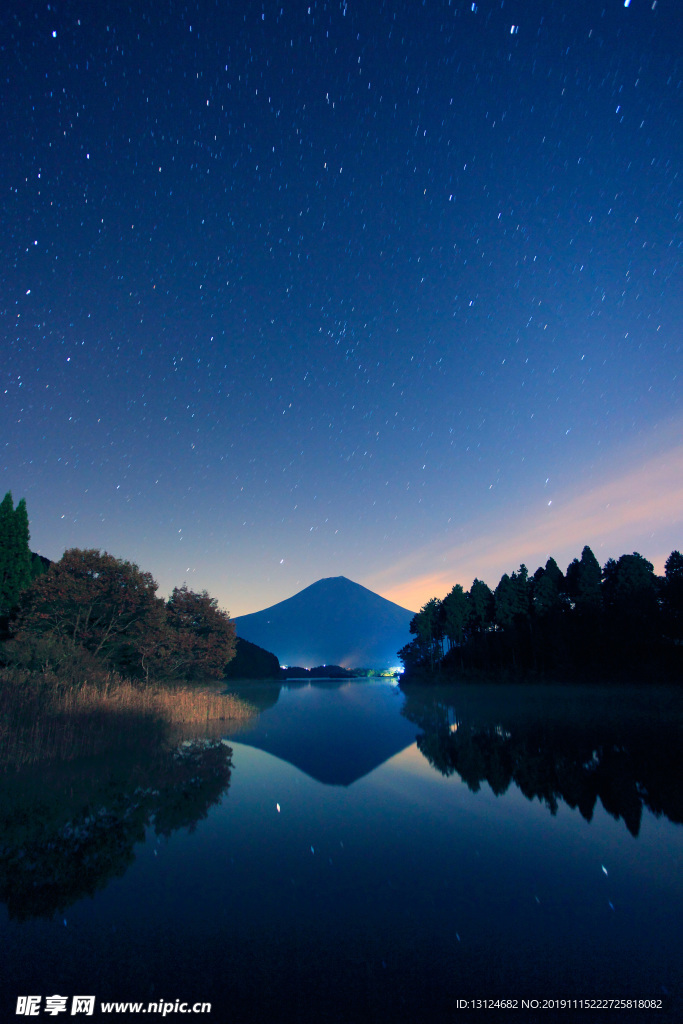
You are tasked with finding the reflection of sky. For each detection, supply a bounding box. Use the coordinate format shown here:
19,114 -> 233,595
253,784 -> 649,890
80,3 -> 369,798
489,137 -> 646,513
1,681 -> 682,1016
3,1 -> 681,617
16,735 -> 680,1003
204,734 -> 683,1001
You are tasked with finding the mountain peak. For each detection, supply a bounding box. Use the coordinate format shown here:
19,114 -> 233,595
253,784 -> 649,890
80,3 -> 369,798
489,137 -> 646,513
233,577 -> 414,669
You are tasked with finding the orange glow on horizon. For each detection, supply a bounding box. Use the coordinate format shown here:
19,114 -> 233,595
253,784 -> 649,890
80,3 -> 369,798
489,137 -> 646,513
370,442 -> 683,612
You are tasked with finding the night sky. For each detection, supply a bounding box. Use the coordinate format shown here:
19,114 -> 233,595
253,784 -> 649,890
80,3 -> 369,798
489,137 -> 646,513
3,0 -> 681,616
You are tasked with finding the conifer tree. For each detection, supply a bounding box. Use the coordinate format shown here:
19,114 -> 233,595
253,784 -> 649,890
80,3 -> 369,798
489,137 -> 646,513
566,545 -> 602,616
409,598 -> 444,669
603,552 -> 658,633
533,557 -> 564,617
662,550 -> 683,640
0,492 -> 14,611
494,566 -> 530,629
467,578 -> 494,634
0,492 -> 34,616
441,584 -> 468,649
13,498 -> 33,591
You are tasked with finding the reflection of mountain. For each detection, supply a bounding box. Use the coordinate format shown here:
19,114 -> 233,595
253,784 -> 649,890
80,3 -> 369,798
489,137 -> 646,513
401,681 -> 683,835
232,576 -> 414,668
223,681 -> 418,786
0,739 -> 233,921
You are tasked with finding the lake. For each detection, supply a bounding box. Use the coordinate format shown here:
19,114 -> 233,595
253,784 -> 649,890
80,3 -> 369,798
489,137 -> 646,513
1,678 -> 681,1022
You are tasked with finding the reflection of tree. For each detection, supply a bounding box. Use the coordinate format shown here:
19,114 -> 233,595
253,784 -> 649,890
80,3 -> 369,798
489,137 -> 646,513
402,683 -> 683,836
0,736 -> 233,921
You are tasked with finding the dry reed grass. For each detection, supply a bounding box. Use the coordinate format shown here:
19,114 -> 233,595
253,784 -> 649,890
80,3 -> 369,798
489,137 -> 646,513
0,670 -> 257,770
56,676 -> 257,723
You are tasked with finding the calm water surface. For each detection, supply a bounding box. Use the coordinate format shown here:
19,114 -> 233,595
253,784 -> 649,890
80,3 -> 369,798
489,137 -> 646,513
1,679 -> 681,1023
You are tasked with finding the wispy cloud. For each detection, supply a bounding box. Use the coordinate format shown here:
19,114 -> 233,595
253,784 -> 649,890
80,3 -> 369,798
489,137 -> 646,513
370,441 -> 683,611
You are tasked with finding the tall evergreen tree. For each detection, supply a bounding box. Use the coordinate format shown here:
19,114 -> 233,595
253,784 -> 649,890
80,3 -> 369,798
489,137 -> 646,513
533,557 -> 565,617
0,492 -> 34,616
603,552 -> 658,632
494,565 -> 530,630
13,498 -> 33,590
409,598 -> 443,670
0,492 -> 14,611
467,578 -> 494,634
566,545 -> 602,617
662,550 -> 683,640
441,584 -> 468,650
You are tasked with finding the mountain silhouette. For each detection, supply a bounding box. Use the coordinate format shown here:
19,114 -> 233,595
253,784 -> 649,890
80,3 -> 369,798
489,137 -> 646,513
232,576 -> 414,668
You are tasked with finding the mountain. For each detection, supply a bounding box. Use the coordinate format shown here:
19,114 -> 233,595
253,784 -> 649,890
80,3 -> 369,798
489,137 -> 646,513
232,576 -> 415,669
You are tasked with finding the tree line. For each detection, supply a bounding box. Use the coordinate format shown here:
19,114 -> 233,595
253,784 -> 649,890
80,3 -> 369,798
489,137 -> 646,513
399,545 -> 683,679
0,492 -> 236,683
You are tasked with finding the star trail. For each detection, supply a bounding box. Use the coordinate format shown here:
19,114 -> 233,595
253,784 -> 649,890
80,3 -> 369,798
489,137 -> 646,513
2,0 -> 681,614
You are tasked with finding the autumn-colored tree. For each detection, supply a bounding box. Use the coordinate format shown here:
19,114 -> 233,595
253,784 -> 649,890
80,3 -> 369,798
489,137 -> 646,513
13,548 -> 164,671
159,585 -> 236,680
